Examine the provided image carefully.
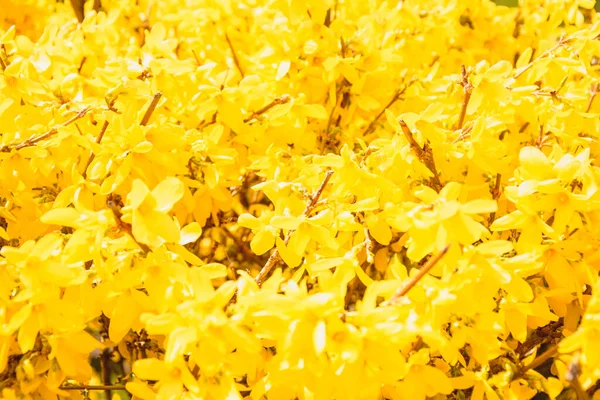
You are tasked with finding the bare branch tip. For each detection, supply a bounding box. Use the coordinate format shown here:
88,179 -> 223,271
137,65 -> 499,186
140,92 -> 163,126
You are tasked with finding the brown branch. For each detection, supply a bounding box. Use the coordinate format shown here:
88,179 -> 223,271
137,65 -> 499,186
0,107 -> 91,152
585,83 -> 598,113
514,35 -> 571,79
96,314 -> 112,399
451,124 -> 474,144
140,92 -> 162,126
69,0 -> 85,22
243,95 -> 291,123
326,79 -> 350,134
0,44 -> 7,70
59,385 -> 127,391
363,80 -> 415,136
399,120 -> 442,191
489,173 -> 502,224
536,124 -> 548,149
254,170 -> 334,287
519,344 -> 557,374
227,171 -> 334,305
383,245 -> 450,305
191,49 -> 201,66
456,65 -> 473,130
225,33 -> 245,78
82,120 -> 109,178
515,319 -> 563,359
107,196 -> 151,254
198,112 -> 217,130
100,350 -> 112,399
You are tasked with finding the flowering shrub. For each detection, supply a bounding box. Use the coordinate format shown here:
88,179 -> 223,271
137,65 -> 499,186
1,0 -> 600,399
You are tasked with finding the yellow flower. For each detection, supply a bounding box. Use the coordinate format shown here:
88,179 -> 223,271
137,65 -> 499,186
120,177 -> 184,248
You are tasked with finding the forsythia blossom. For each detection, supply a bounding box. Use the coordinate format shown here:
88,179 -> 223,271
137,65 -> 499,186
0,0 -> 600,399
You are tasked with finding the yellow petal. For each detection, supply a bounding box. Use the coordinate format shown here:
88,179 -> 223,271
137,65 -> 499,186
126,382 -> 157,400
519,146 -> 552,180
141,211 -> 180,244
313,320 -> 326,355
307,224 -> 339,249
490,210 -> 527,231
475,240 -> 513,255
237,213 -> 265,230
129,179 -> 151,210
152,177 -> 184,213
276,237 -> 303,268
199,263 -> 228,279
6,305 -> 32,334
505,307 -> 527,343
270,215 -> 301,230
450,375 -> 476,390
17,314 -> 39,353
250,229 -> 275,255
109,291 -> 140,343
462,199 -> 497,214
179,222 -> 202,245
275,60 -> 290,81
440,182 -> 462,201
303,104 -> 328,119
503,275 -> 534,303
40,208 -> 81,228
132,359 -> 170,381
165,327 -> 197,363
367,214 -> 392,245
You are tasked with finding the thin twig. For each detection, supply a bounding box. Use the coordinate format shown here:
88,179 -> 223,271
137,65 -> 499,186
519,344 -> 557,374
514,35 -> 571,79
400,120 -> 425,159
198,95 -> 292,129
536,124 -> 547,149
326,79 -> 350,134
225,33 -> 245,78
0,107 -> 91,152
191,49 -> 202,66
515,320 -> 563,359
0,44 -> 7,70
59,385 -> 127,391
383,245 -> 450,305
585,82 -> 598,113
140,92 -> 162,126
100,349 -> 112,399
456,65 -> 473,130
451,125 -> 474,144
489,173 -> 502,224
198,112 -> 217,130
254,170 -> 334,287
243,95 -> 291,123
363,80 -> 415,136
69,0 -> 85,22
77,56 -> 87,75
227,170 -> 334,306
82,120 -> 109,178
107,196 -> 151,254
399,120 -> 443,191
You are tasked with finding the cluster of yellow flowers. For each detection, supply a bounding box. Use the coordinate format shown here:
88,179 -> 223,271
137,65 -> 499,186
1,0 -> 600,399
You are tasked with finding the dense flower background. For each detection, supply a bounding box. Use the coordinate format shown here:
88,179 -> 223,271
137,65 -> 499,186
1,0 -> 600,399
